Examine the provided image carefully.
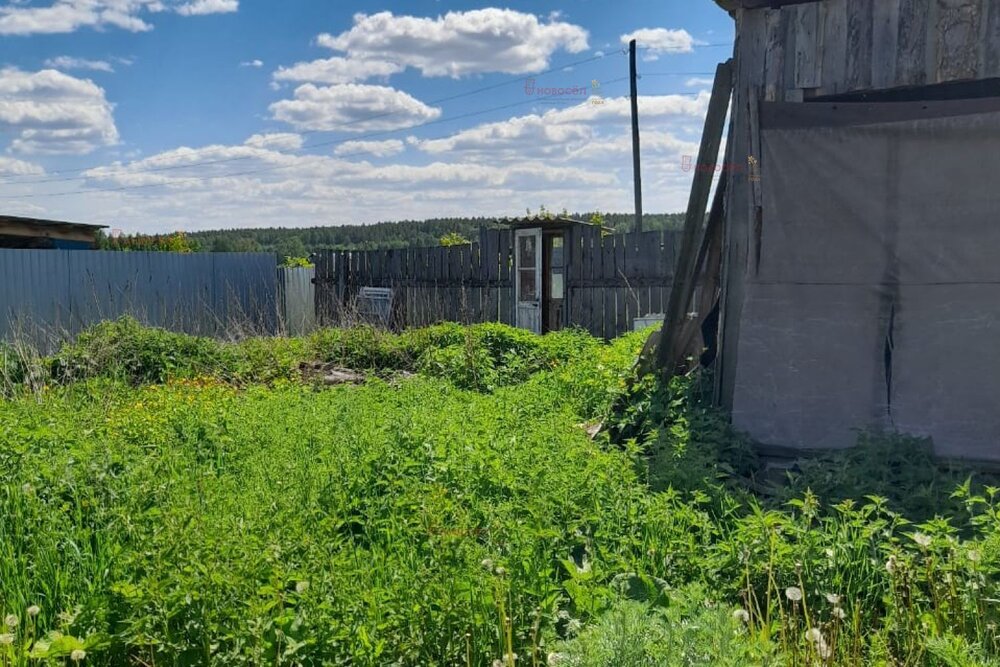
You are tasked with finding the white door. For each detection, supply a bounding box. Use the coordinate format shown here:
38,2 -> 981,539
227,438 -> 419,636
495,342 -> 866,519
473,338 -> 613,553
514,228 -> 543,334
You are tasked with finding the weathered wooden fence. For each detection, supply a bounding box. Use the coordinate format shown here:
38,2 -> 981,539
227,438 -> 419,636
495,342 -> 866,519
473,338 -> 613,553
315,227 -> 679,338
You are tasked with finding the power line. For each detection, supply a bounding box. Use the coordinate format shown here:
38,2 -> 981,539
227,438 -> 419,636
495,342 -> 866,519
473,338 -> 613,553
1,78 -> 640,201
1,51 -> 623,187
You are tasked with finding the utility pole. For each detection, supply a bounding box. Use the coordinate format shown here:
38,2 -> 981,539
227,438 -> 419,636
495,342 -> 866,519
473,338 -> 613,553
629,39 -> 643,233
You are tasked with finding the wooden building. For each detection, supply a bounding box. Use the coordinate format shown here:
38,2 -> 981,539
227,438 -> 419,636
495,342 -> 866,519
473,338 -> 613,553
314,218 -> 679,339
708,0 -> 1000,462
0,215 -> 106,249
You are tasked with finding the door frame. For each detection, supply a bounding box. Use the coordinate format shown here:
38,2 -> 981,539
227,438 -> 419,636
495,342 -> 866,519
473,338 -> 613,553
514,227 -> 543,333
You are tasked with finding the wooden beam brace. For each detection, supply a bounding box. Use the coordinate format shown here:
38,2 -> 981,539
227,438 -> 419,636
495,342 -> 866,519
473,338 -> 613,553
655,59 -> 734,379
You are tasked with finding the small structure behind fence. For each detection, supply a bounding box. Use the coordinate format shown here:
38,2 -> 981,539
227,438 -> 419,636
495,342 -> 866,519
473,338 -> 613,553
278,266 -> 316,336
314,225 -> 679,339
0,249 -> 279,350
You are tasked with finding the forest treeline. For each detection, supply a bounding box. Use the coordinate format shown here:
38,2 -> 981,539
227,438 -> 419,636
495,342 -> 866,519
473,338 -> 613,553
98,212 -> 685,257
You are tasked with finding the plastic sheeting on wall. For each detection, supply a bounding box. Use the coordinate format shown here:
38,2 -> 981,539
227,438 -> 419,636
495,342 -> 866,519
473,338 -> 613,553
731,98 -> 1000,461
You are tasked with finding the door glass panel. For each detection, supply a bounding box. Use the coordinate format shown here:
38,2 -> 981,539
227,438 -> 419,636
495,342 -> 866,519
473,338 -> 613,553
518,269 -> 538,301
551,270 -> 564,300
518,234 -> 537,268
551,236 -> 564,267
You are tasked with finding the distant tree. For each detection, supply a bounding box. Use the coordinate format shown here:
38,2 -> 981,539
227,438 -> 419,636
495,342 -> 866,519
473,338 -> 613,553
275,236 -> 307,261
280,256 -> 314,268
439,232 -> 470,247
102,231 -> 198,253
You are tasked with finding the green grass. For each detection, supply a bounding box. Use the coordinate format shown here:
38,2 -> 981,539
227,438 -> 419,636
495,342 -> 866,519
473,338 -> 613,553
0,320 -> 999,666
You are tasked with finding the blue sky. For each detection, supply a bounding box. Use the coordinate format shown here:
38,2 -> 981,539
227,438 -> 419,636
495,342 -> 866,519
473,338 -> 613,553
0,0 -> 733,232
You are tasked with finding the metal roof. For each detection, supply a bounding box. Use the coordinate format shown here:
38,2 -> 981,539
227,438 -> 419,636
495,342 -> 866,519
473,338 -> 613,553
0,214 -> 108,232
496,215 -> 595,228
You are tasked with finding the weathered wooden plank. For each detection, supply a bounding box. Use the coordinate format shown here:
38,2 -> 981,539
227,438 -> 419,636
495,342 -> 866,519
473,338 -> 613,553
819,0 -> 849,95
984,0 -> 1000,77
763,8 -> 788,101
602,237 -> 616,337
779,6 -> 799,99
897,0 -> 930,86
793,3 -> 822,88
484,229 -> 500,283
935,0 -> 982,82
845,0 -> 874,90
872,0 -> 901,89
657,60 -> 733,376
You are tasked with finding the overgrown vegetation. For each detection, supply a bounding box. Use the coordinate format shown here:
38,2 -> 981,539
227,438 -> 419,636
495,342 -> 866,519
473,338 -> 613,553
1,319 -> 998,666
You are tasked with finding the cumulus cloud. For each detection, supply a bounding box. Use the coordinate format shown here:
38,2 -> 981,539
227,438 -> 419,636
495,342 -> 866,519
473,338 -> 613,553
334,139 -> 405,158
316,9 -> 589,77
273,56 -> 402,85
0,67 -> 119,154
0,156 -> 45,176
620,28 -> 699,58
0,0 -> 237,36
685,77 -> 715,87
240,59 -> 263,68
243,132 -> 303,151
413,94 -> 708,162
175,0 -> 237,16
269,83 -> 441,132
43,56 -> 116,72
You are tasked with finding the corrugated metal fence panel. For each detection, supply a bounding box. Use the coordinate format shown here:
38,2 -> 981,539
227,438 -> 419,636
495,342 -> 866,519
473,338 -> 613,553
0,250 -> 278,350
278,267 -> 316,336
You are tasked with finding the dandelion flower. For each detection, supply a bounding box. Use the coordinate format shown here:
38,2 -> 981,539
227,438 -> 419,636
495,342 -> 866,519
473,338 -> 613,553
492,661 -> 504,667
885,556 -> 897,574
547,653 -> 567,666
825,593 -> 841,605
968,549 -> 982,563
805,628 -> 824,643
71,649 -> 86,662
295,581 -> 309,594
733,608 -> 750,623
832,607 -> 846,620
913,533 -> 932,549
785,586 -> 803,602
819,643 -> 832,660
0,634 -> 12,646
566,618 -> 583,635
26,606 -> 40,618
481,558 -> 494,571
495,566 -> 506,577
3,615 -> 17,628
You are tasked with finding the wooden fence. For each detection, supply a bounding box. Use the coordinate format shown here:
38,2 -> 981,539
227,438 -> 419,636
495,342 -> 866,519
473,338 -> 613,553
314,226 -> 679,339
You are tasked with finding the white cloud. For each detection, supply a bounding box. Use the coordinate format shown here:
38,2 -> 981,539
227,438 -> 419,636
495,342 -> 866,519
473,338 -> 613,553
413,94 -> 708,162
316,9 -> 589,77
175,0 -> 237,16
273,56 -> 402,85
240,59 -> 263,68
43,56 -> 116,73
243,132 -> 303,151
269,83 -> 441,132
0,67 -> 119,155
685,77 -> 715,87
0,156 -> 44,176
334,139 -> 405,158
0,0 -> 237,36
620,28 -> 699,58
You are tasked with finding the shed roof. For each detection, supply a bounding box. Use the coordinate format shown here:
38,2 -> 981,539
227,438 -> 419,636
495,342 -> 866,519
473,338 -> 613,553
0,214 -> 107,233
714,0 -> 816,11
497,215 -> 597,229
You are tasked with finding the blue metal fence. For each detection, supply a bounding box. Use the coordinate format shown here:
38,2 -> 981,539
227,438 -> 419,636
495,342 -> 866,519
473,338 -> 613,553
0,250 -> 279,350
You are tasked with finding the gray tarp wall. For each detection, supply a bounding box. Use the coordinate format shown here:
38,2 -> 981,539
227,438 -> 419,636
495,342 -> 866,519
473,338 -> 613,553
731,98 -> 1000,462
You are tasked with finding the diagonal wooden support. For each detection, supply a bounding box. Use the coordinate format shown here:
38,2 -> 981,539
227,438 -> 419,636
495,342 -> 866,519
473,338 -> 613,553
655,59 -> 734,380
